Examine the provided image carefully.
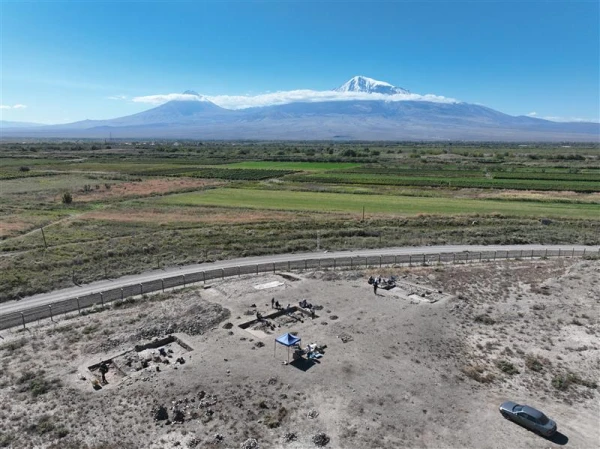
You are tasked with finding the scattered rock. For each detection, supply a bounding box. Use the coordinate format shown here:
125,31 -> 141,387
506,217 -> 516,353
188,437 -> 201,448
283,432 -> 297,443
241,438 -> 259,449
338,333 -> 353,343
312,432 -> 330,446
307,409 -> 319,419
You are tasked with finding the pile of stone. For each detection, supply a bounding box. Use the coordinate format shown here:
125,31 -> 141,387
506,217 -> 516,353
312,433 -> 330,446
241,438 -> 259,449
283,432 -> 297,443
338,333 -> 353,343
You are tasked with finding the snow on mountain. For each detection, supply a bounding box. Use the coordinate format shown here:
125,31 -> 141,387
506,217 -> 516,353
334,76 -> 410,95
4,79 -> 598,141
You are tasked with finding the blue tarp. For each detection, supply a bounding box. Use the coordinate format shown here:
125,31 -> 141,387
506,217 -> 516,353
275,333 -> 301,347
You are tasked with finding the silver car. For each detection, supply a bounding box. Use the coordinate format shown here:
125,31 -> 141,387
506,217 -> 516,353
499,401 -> 557,437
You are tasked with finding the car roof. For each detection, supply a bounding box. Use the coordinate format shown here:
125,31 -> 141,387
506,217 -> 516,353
521,405 -> 544,419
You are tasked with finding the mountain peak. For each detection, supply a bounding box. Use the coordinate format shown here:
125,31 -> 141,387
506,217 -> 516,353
334,76 -> 410,95
182,90 -> 200,96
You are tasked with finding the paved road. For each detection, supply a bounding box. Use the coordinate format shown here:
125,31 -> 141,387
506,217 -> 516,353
1,244 -> 597,316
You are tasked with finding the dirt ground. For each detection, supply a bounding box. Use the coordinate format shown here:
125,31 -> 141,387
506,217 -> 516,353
0,258 -> 598,449
73,178 -> 221,202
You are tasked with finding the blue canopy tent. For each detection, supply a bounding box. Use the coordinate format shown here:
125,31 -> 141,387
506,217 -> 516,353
274,333 -> 301,362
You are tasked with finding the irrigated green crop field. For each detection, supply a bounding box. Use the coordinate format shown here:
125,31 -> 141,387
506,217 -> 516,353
0,140 -> 598,301
160,188 -> 600,219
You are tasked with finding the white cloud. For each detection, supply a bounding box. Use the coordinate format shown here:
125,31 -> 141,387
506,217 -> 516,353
107,95 -> 128,100
132,93 -> 206,105
526,111 -> 537,117
131,90 -> 459,109
542,116 -> 599,123
0,104 -> 27,109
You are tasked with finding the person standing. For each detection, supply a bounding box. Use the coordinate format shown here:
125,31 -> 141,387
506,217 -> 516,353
373,281 -> 378,295
99,361 -> 109,384
271,297 -> 275,308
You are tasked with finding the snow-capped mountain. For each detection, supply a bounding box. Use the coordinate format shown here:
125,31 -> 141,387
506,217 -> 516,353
2,79 -> 598,141
334,76 -> 410,95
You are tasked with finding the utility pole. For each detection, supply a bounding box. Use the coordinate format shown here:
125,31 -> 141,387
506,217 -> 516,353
362,206 -> 365,221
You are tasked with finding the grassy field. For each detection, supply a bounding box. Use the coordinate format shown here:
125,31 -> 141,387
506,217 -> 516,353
159,188 -> 600,219
0,140 -> 598,301
225,161 -> 361,170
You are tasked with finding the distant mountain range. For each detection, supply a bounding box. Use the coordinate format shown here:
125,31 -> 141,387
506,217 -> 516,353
2,76 -> 598,141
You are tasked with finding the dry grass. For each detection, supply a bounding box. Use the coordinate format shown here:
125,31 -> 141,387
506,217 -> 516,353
74,178 -> 221,202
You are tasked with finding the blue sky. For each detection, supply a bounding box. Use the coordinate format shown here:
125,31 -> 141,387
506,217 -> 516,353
1,0 -> 598,124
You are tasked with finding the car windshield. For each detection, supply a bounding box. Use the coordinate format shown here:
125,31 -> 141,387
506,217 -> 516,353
513,405 -> 523,412
539,414 -> 549,425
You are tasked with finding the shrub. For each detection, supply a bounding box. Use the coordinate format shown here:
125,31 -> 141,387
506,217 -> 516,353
29,414 -> 55,434
62,192 -> 73,204
496,360 -> 519,375
552,372 -> 597,391
17,369 -> 58,397
19,166 -> 30,172
461,365 -> 495,383
474,314 -> 496,325
525,355 -> 546,372
0,337 -> 27,354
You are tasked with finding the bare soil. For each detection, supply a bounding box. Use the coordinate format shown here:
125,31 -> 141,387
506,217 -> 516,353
0,258 -> 598,449
74,178 -> 221,202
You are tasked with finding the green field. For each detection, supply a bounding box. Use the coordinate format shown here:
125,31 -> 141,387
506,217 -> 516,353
0,141 -> 598,301
287,171 -> 600,192
225,161 -> 361,170
160,188 -> 600,219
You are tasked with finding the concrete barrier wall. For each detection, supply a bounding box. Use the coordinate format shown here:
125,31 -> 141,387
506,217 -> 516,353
1,248 -> 596,331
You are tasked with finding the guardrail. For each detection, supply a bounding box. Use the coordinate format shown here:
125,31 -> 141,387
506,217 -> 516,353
0,248 -> 595,331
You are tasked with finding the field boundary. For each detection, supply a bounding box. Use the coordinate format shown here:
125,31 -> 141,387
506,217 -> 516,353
1,247 -> 597,332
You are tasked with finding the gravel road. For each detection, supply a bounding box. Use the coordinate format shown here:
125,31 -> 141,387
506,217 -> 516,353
1,244 -> 597,316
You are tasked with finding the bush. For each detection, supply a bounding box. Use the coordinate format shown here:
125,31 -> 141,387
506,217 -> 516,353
474,314 -> 496,325
552,372 -> 597,390
62,192 -> 73,204
525,355 -> 546,372
17,369 -> 58,397
19,166 -> 30,172
496,360 -> 519,375
0,337 -> 27,354
461,365 -> 495,383
29,414 -> 55,434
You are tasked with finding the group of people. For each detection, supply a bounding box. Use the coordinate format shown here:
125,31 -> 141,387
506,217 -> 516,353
368,275 -> 396,294
299,299 -> 313,309
268,297 -> 316,318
